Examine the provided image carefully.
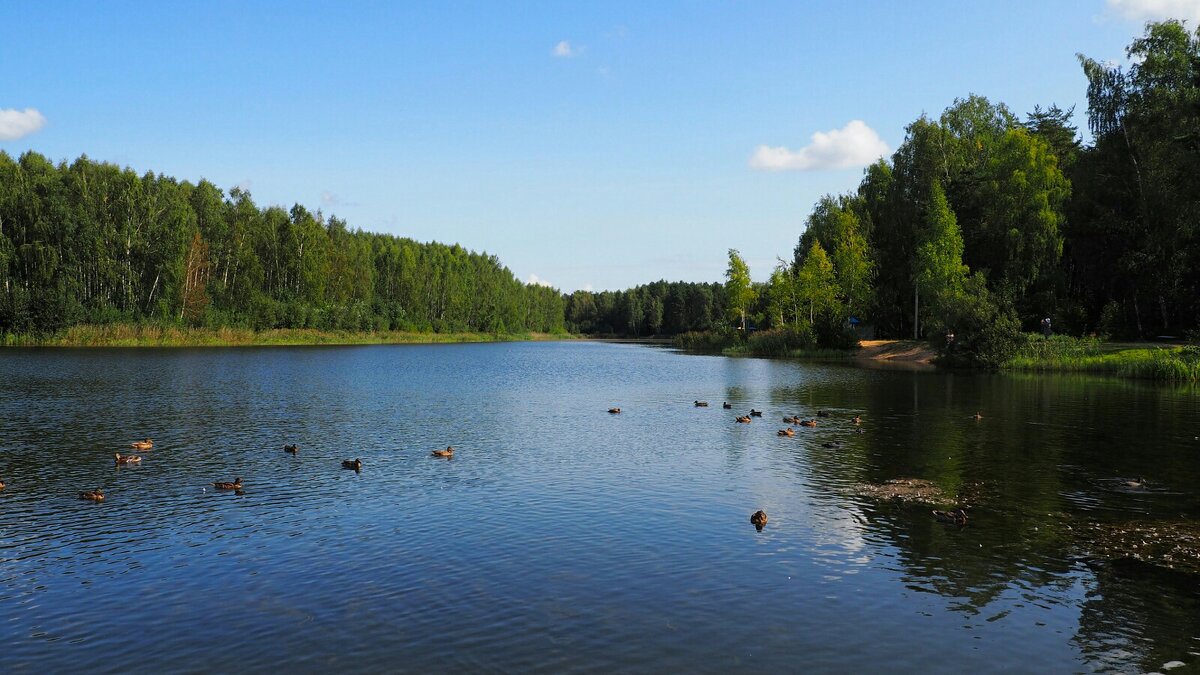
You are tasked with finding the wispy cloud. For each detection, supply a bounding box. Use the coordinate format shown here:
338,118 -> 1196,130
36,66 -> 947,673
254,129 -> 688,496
582,283 -> 594,292
553,40 -> 582,58
1107,0 -> 1200,24
0,107 -> 47,141
321,190 -> 357,208
526,273 -> 553,287
750,120 -> 889,172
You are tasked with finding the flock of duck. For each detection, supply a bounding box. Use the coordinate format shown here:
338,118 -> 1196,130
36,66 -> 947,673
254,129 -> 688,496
608,400 -> 884,531
32,438 -> 459,503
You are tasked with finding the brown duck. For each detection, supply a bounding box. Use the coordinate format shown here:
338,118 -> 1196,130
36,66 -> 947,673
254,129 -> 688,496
932,508 -> 969,525
608,407 -> 621,414
129,439 -> 154,450
79,489 -> 105,502
777,427 -> 795,437
283,444 -> 299,454
213,477 -> 243,490
431,446 -> 454,458
342,459 -> 363,471
114,453 -> 142,465
750,510 -> 768,528
735,415 -> 752,424
799,419 -> 818,427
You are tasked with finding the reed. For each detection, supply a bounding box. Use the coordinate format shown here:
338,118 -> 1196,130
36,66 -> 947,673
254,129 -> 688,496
1,324 -> 568,348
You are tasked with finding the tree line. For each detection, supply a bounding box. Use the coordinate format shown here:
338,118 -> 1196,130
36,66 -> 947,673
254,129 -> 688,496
0,152 -> 564,335
582,20 -> 1200,366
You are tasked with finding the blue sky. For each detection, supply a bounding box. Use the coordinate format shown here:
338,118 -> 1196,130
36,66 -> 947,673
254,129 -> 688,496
1,1 -> 1194,292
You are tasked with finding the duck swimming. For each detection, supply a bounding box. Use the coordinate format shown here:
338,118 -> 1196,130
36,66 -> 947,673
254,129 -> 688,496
817,410 -> 831,418
932,508 -> 969,525
213,477 -> 243,490
735,415 -> 752,424
973,412 -> 983,420
777,427 -> 795,437
1124,477 -> 1147,488
608,407 -> 621,414
114,453 -> 142,465
342,459 -> 363,471
695,400 -> 709,407
129,439 -> 153,450
431,446 -> 454,458
799,419 -> 818,427
853,415 -> 862,425
749,409 -> 763,417
750,510 -> 768,529
283,444 -> 299,454
722,402 -> 733,409
79,489 -> 105,502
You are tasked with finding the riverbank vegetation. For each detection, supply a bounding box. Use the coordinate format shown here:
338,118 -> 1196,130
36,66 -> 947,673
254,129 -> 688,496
1007,335 -> 1200,381
0,324 -> 564,348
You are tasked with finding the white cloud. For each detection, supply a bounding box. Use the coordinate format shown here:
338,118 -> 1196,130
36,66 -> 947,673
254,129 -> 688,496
553,40 -> 582,57
1107,0 -> 1200,24
321,190 -> 341,206
0,108 -> 47,141
749,120 -> 889,172
526,273 -> 553,287
583,283 -> 594,292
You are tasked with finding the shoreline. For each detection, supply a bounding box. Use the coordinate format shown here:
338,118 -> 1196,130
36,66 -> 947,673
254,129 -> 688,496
1,325 -> 574,348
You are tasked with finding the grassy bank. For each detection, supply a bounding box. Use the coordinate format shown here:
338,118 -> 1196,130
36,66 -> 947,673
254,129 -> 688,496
1,324 -> 572,347
1004,335 -> 1200,381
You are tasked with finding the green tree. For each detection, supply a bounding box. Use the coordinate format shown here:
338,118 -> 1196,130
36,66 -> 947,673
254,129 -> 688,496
725,248 -> 755,333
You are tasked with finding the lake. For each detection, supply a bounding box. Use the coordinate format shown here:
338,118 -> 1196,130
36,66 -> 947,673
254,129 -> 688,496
1,342 -> 1198,673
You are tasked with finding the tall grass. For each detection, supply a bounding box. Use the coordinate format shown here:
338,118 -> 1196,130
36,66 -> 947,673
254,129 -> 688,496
1,324 -> 567,347
1006,334 -> 1200,381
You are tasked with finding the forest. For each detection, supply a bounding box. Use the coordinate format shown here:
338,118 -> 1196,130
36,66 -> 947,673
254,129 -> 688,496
567,20 -> 1200,366
0,153 -> 564,336
2,21 -> 1198,361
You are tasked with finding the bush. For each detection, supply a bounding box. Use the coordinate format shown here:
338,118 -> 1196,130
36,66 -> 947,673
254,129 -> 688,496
746,328 -> 817,356
673,331 -> 736,352
931,274 -> 1021,369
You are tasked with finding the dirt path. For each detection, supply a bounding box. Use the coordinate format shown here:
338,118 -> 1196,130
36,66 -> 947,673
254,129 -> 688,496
854,339 -> 937,363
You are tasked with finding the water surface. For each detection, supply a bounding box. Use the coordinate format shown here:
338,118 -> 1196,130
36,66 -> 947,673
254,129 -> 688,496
1,342 -> 1198,673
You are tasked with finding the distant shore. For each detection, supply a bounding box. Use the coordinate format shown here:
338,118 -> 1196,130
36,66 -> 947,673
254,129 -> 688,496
1,324 -> 574,348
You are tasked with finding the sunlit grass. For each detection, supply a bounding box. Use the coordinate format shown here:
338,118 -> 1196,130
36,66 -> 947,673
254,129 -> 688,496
1006,334 -> 1200,381
1,324 -> 571,347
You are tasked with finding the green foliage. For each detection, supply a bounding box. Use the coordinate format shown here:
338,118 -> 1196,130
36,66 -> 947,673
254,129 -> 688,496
725,249 -> 755,334
930,274 -> 1021,369
0,152 -> 562,336
745,327 -> 817,356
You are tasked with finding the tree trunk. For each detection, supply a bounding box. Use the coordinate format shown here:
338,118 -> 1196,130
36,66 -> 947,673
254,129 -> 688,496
913,285 -> 920,340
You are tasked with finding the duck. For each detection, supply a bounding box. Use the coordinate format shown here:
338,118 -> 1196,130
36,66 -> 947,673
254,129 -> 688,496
817,410 -> 831,418
283,444 -> 299,454
78,489 -> 105,502
932,508 -> 969,525
821,441 -> 843,449
749,409 -> 763,417
608,407 -> 621,414
750,510 -> 768,528
799,419 -> 818,427
1124,477 -> 1147,488
0,478 -> 5,490
213,477 -> 243,490
735,415 -> 752,424
722,402 -> 733,409
342,458 -> 363,471
695,400 -> 709,407
114,453 -> 142,465
129,439 -> 154,450
431,446 -> 454,458
852,415 -> 862,425
782,415 -> 799,425
972,412 -> 983,420
777,427 -> 795,437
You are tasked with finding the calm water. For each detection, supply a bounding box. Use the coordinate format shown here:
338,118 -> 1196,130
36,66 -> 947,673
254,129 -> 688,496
1,342 -> 1198,673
